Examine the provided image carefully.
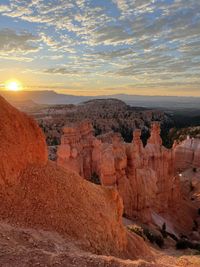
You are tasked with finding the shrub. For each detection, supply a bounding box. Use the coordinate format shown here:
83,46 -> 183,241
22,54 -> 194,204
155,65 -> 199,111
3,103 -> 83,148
90,172 -> 101,185
192,243 -> 200,251
176,239 -> 200,251
155,235 -> 164,248
143,228 -> 155,243
128,225 -> 145,240
176,239 -> 190,250
129,225 -> 164,248
167,232 -> 178,242
176,238 -> 200,251
143,228 -> 164,248
161,222 -> 167,238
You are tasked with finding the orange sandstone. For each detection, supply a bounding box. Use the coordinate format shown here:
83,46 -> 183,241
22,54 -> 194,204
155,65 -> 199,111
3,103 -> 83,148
0,96 -> 133,258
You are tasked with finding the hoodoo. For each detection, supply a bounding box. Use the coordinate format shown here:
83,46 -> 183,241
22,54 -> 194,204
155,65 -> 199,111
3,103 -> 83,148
1,96 -> 200,266
57,121 -> 193,231
0,96 -> 134,258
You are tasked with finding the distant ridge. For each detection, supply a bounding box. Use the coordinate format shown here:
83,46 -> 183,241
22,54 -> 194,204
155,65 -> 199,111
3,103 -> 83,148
1,90 -> 200,109
0,90 -> 89,105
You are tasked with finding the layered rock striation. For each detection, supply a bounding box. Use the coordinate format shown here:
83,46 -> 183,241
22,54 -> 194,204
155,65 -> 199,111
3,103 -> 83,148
173,136 -> 200,172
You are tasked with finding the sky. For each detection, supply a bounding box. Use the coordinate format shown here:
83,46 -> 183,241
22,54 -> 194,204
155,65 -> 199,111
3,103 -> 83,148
0,0 -> 200,96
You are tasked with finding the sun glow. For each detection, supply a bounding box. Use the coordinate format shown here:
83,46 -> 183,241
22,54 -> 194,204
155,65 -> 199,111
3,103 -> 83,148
5,80 -> 23,91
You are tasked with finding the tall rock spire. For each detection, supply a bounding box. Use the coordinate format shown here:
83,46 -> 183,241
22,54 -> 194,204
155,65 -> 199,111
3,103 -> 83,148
148,122 -> 162,146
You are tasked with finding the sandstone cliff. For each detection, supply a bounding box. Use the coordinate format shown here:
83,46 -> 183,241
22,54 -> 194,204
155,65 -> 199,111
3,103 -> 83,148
0,96 -> 137,258
173,137 -> 200,171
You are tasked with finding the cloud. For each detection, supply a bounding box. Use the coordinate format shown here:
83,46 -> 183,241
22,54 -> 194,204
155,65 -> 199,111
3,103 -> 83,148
0,5 -> 10,12
0,0 -> 200,93
90,25 -> 134,45
0,28 -> 40,60
93,48 -> 134,60
44,67 -> 92,76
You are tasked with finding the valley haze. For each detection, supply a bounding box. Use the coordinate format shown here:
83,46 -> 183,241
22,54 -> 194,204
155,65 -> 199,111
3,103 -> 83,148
1,90 -> 200,109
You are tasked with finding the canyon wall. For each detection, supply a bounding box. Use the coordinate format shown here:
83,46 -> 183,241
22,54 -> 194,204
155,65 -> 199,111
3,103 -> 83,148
173,137 -> 200,171
0,96 -> 131,257
57,121 -> 181,223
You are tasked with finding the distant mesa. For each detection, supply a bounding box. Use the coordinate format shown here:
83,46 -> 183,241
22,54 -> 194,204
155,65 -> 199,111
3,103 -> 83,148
82,98 -> 128,107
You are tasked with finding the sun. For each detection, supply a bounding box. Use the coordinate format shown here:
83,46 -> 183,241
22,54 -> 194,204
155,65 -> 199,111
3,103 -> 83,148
5,80 -> 23,92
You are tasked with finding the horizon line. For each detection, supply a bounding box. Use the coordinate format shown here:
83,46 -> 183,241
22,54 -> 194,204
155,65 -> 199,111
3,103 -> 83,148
1,89 -> 200,99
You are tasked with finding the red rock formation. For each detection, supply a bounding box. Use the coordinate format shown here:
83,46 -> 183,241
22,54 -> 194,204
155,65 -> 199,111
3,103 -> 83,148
173,137 -> 200,172
121,124 -> 179,222
57,121 -> 182,226
3,95 -> 200,265
0,96 -> 48,185
57,120 -> 95,178
0,96 -> 134,257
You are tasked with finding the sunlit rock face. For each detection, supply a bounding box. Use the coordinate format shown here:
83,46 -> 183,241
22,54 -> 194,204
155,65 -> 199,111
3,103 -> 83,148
57,121 -> 181,224
122,122 -> 179,222
57,120 -> 95,178
0,96 -> 131,257
173,137 -> 200,172
57,120 -> 121,186
0,96 -> 48,185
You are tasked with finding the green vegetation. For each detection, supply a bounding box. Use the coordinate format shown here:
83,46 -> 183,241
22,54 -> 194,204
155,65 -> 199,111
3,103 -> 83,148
128,225 -> 144,240
128,225 -> 164,248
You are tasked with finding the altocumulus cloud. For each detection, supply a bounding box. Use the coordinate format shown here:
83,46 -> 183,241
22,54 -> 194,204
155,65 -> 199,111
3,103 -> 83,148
44,67 -> 93,76
0,0 -> 200,93
0,28 -> 40,60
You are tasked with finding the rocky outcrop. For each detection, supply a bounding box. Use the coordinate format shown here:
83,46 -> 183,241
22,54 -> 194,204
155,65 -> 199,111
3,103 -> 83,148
122,122 -> 180,222
2,95 -> 200,265
57,120 -> 95,178
57,121 -> 181,224
173,137 -> 200,172
0,97 -> 132,257
0,96 -> 48,184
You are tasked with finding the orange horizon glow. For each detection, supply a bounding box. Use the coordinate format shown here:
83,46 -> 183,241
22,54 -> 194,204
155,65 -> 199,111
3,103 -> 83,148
0,79 -> 200,97
5,80 -> 23,92
0,85 -> 200,98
